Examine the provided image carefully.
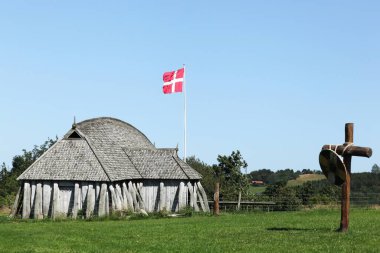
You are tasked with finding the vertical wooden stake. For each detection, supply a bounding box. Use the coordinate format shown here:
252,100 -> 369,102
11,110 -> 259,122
214,182 -> 220,216
340,123 -> 353,232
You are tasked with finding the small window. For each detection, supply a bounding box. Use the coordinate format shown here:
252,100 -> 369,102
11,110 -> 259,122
68,131 -> 82,139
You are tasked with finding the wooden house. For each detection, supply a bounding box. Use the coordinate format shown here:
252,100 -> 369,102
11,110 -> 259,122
13,117 -> 209,219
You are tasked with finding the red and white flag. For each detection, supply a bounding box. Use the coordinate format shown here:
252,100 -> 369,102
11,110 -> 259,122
162,68 -> 184,94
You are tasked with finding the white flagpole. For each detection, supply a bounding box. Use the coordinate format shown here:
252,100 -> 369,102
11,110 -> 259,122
183,64 -> 187,162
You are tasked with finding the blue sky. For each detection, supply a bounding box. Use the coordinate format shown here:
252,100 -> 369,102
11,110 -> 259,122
1,1 -> 379,173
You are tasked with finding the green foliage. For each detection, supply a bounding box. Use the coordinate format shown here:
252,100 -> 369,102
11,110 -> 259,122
216,150 -> 249,201
248,168 -> 302,185
186,156 -> 214,198
371,164 -> 380,174
1,210 -> 380,252
0,138 -> 57,208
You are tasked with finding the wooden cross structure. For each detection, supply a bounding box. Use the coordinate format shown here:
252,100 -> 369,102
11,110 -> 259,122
321,123 -> 372,232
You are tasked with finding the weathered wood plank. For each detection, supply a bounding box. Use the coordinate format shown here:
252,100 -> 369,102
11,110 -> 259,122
115,184 -> 126,210
109,185 -> 121,210
187,182 -> 199,212
72,183 -> 79,219
159,182 -> 165,211
86,184 -> 95,218
122,182 -> 132,210
194,183 -> 206,212
81,182 -> 88,213
197,182 -> 210,212
128,181 -> 139,211
133,183 -> 146,211
42,182 -> 51,218
34,183 -> 43,219
10,186 -> 22,218
178,181 -> 185,210
22,182 -> 31,219
52,183 -> 59,219
30,182 -> 36,215
98,183 -> 107,217
105,190 -> 109,215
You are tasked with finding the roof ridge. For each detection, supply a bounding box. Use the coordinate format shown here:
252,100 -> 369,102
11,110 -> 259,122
17,139 -> 62,181
122,149 -> 143,178
76,128 -> 111,182
172,155 -> 190,180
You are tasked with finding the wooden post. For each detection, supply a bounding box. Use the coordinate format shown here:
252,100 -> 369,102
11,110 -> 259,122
197,182 -> 210,212
321,123 -> 372,232
34,183 -> 43,219
340,123 -> 353,232
123,182 -> 134,210
237,191 -> 242,211
86,184 -> 95,218
72,183 -> 79,219
159,182 -> 165,211
187,182 -> 199,212
22,182 -> 31,219
98,183 -> 107,217
10,186 -> 22,218
178,181 -> 185,210
42,182 -> 51,218
52,183 -> 59,219
214,182 -> 220,216
128,181 -> 139,211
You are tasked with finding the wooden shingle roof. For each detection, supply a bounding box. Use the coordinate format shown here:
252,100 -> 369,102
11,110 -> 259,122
18,117 -> 201,181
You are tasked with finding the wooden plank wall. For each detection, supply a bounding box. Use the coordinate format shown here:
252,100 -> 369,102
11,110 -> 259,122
18,180 -> 208,219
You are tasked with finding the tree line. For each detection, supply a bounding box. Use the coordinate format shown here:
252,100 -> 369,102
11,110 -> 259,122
1,138 -> 379,211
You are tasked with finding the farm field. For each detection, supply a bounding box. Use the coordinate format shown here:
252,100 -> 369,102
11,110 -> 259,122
287,174 -> 325,187
0,209 -> 379,253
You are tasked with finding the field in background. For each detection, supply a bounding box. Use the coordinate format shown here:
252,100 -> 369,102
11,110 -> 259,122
0,209 -> 379,253
287,173 -> 325,187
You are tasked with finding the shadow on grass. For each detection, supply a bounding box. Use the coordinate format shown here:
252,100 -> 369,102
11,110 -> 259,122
267,227 -> 332,232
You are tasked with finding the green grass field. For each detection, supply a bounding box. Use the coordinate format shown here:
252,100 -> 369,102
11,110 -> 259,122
0,209 -> 379,253
287,174 -> 325,187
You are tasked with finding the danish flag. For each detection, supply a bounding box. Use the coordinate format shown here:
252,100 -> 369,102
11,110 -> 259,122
162,68 -> 184,94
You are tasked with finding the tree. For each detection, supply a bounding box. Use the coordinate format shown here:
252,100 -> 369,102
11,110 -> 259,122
248,169 -> 273,184
186,156 -> 214,198
216,150 -> 248,207
0,137 -> 57,208
371,164 -> 380,174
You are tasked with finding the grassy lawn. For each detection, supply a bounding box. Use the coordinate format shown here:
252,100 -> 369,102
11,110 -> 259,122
0,209 -> 379,253
248,185 -> 266,194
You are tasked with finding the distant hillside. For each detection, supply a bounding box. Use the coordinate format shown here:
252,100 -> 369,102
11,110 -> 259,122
287,174 -> 325,187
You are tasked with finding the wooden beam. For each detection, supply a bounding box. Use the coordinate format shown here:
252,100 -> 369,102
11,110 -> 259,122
34,183 -> 43,219
109,185 -> 121,211
159,182 -> 165,211
123,182 -> 133,210
10,186 -> 22,218
187,182 -> 199,212
321,144 -> 371,158
128,181 -> 139,211
42,182 -> 51,218
22,182 -> 31,219
98,183 -> 107,217
86,184 -> 95,218
197,182 -> 210,212
52,183 -> 59,219
339,123 -> 353,232
115,184 -> 125,210
214,182 -> 220,216
178,182 -> 185,210
133,183 -> 146,210
72,183 -> 79,219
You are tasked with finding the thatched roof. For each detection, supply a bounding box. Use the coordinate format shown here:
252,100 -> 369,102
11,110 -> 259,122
18,117 -> 201,182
